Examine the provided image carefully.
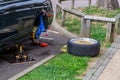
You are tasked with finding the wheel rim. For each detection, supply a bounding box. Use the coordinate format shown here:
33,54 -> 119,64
70,38 -> 97,45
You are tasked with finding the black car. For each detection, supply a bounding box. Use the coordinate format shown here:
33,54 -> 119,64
0,0 -> 53,51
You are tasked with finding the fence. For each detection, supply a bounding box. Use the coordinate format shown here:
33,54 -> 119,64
55,0 -> 120,42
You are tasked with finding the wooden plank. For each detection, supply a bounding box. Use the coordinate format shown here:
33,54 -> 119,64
63,8 -> 85,17
84,15 -> 116,22
86,19 -> 91,37
71,0 -> 74,9
80,18 -> 87,37
61,10 -> 66,27
111,23 -> 115,42
56,3 -> 64,9
106,22 -> 115,42
88,0 -> 91,6
117,19 -> 120,34
106,22 -> 112,42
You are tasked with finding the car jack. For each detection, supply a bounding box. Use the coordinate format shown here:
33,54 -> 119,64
15,44 -> 28,62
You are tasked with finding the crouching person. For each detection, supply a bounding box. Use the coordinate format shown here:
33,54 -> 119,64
31,12 -> 49,44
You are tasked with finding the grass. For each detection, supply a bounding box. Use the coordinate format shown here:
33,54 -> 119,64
65,16 -> 106,45
90,22 -> 106,45
80,6 -> 120,17
19,53 -> 90,80
19,6 -> 117,80
65,6 -> 120,46
65,16 -> 81,35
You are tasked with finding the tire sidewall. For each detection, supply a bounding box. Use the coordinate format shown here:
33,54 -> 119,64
67,38 -> 100,57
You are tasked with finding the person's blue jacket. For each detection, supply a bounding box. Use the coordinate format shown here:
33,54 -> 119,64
35,15 -> 45,39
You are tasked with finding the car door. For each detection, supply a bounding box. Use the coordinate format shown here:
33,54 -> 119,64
0,0 -> 12,40
0,0 -> 33,49
2,0 -> 34,30
0,0 -> 8,29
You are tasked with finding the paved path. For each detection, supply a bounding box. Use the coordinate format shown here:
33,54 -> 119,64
98,49 -> 120,80
52,0 -> 96,10
0,30 -> 69,80
84,35 -> 120,80
97,36 -> 120,80
52,0 -> 120,10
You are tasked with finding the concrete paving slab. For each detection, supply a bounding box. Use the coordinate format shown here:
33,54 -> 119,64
97,49 -> 120,80
84,35 -> 120,80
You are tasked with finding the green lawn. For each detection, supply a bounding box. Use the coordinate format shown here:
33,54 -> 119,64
19,53 -> 90,80
65,17 -> 106,45
65,17 -> 81,35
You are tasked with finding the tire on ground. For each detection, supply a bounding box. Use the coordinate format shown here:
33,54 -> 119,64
67,38 -> 100,57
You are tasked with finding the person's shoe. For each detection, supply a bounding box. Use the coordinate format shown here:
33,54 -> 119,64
39,42 -> 48,47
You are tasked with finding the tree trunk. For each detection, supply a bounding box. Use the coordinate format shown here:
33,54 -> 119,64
96,0 -> 119,10
88,0 -> 92,6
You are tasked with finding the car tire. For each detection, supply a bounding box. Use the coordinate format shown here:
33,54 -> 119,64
67,38 -> 100,57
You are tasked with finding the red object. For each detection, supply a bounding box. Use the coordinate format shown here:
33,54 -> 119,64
45,33 -> 48,37
40,42 -> 48,47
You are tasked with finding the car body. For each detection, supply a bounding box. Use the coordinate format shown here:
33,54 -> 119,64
0,0 -> 53,51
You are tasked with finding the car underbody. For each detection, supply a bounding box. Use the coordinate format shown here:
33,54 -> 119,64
0,0 -> 53,51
